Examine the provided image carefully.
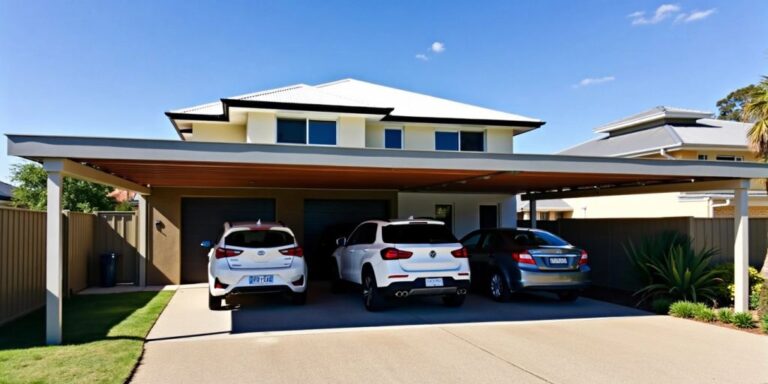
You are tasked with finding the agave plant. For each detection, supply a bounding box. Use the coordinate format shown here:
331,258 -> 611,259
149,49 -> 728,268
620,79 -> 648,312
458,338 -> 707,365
624,231 -> 692,286
633,244 -> 722,305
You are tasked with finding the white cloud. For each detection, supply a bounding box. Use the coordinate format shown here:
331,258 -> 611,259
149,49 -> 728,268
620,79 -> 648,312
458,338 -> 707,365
682,8 -> 716,23
574,76 -> 616,88
430,41 -> 445,53
415,53 -> 429,61
629,4 -> 681,25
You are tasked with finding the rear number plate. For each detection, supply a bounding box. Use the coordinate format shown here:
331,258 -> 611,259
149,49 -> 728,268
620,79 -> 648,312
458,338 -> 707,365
549,257 -> 568,265
425,278 -> 444,287
248,275 -> 274,285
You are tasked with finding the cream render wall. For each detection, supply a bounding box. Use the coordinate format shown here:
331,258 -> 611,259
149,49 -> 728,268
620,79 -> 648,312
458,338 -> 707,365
338,116 -> 366,147
190,123 -> 246,142
246,112 -> 276,144
365,124 -> 385,148
398,192 -> 517,238
403,125 -> 435,150
486,128 -> 514,154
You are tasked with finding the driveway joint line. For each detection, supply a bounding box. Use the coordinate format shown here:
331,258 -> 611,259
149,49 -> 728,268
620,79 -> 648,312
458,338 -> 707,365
438,326 -> 556,384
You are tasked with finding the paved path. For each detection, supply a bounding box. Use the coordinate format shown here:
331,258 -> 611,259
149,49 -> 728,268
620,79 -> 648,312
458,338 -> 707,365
133,285 -> 768,384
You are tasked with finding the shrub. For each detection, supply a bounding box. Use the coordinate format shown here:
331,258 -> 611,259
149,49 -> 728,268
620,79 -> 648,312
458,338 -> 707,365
632,243 -> 721,305
668,301 -> 704,318
760,313 -> 768,334
732,312 -> 756,328
759,284 -> 768,318
713,264 -> 764,308
692,306 -> 716,322
626,231 -> 691,287
717,308 -> 734,324
651,297 -> 673,314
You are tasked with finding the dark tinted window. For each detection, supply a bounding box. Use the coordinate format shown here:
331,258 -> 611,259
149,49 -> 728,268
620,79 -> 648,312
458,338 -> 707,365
225,230 -> 294,248
384,129 -> 402,149
382,223 -> 457,244
277,119 -> 306,144
504,230 -> 569,247
435,132 -> 459,151
460,131 -> 484,151
479,205 -> 498,228
348,223 -> 377,245
308,120 -> 336,145
461,232 -> 483,250
480,232 -> 503,251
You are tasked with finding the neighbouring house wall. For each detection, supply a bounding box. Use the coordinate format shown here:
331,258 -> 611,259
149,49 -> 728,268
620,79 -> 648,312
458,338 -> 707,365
338,116 -> 366,147
147,188 -> 398,285
191,123 -> 247,143
713,205 -> 768,218
564,193 -> 712,219
246,112 -> 277,144
397,192 -> 517,238
486,128 -> 514,154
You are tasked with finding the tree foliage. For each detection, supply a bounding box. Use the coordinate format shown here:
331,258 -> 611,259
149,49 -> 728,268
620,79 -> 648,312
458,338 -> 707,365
10,163 -> 117,212
717,84 -> 759,121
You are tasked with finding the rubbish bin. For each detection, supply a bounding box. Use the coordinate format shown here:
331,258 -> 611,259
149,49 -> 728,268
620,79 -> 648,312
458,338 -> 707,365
100,253 -> 118,287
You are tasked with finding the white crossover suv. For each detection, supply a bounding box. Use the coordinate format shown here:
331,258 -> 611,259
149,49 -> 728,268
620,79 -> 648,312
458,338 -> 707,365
330,219 -> 471,311
203,221 -> 308,310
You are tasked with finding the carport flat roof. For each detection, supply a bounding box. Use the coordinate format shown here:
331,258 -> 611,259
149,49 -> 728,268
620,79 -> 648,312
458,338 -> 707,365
7,134 -> 768,196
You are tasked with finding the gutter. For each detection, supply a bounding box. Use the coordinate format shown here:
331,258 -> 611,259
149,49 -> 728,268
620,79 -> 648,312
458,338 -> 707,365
659,147 -> 676,160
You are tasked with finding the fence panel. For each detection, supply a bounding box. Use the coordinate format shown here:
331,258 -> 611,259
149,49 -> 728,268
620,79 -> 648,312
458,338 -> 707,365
0,208 -> 46,325
94,212 -> 138,285
64,212 -> 95,294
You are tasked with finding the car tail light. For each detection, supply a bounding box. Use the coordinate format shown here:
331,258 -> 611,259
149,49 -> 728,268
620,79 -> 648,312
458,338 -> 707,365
451,247 -> 468,258
280,246 -> 304,257
214,278 -> 228,289
512,252 -> 536,265
215,247 -> 243,259
380,248 -> 413,260
579,250 -> 588,266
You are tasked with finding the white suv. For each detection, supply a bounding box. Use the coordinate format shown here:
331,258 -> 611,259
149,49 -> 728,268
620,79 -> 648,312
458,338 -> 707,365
330,219 -> 470,311
203,221 -> 308,310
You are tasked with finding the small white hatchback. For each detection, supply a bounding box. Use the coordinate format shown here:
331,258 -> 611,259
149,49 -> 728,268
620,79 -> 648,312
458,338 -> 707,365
204,221 -> 308,310
331,219 -> 470,311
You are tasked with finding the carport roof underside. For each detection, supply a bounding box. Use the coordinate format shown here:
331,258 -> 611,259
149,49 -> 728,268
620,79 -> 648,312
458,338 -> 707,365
7,134 -> 768,199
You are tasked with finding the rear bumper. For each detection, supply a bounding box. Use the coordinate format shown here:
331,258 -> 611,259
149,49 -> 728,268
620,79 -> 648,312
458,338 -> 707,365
381,277 -> 471,297
209,264 -> 307,297
513,268 -> 591,291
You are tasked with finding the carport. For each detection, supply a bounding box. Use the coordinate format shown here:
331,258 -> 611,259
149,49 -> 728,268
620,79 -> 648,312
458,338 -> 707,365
6,134 -> 768,344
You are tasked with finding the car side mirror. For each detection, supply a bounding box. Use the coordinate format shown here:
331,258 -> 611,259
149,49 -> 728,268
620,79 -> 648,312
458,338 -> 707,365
200,240 -> 213,249
336,237 -> 347,247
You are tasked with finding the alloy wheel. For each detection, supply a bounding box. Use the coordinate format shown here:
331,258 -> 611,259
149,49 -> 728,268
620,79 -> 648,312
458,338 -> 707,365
490,274 -> 503,298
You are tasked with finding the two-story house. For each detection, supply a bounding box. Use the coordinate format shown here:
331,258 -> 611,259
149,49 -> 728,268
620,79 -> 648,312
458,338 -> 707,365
559,106 -> 767,218
165,78 -> 544,280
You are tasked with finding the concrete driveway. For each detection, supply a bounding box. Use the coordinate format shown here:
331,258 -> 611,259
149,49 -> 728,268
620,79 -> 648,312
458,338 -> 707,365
133,285 -> 768,384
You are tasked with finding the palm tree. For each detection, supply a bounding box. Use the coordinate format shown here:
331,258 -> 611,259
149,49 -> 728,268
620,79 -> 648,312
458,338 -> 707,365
741,76 -> 768,278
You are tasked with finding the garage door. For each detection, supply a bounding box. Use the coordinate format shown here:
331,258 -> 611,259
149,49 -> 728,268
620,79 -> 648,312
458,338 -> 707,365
181,198 -> 276,283
303,199 -> 390,280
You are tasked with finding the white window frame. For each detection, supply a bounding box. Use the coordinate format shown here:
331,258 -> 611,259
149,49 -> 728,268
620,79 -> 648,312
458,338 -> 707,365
383,127 -> 404,149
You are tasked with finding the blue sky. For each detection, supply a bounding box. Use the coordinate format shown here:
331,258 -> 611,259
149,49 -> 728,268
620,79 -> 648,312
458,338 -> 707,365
1,0 -> 766,183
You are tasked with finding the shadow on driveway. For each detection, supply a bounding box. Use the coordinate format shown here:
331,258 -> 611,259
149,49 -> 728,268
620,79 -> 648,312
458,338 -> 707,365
229,283 -> 650,334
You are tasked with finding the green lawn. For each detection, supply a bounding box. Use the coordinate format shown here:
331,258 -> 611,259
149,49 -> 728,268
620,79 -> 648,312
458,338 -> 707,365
0,291 -> 173,384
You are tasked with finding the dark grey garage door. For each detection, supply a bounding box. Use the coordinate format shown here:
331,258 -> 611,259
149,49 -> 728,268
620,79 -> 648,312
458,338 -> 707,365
181,198 -> 276,283
303,199 -> 389,280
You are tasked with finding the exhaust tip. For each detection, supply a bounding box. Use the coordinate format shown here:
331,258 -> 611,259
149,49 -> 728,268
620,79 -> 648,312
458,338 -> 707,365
394,290 -> 409,298
457,288 -> 468,295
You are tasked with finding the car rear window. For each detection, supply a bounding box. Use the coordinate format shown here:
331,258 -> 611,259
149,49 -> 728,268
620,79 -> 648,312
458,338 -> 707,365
225,230 -> 294,248
503,230 -> 570,247
382,223 -> 457,244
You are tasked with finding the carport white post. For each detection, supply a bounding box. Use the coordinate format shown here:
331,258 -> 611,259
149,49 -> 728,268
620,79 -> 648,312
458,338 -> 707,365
733,182 -> 749,312
43,159 -> 150,345
529,199 -> 537,229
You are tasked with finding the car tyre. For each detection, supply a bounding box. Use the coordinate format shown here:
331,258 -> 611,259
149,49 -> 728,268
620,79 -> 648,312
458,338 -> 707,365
442,294 -> 466,307
362,271 -> 386,311
557,291 -> 579,302
208,291 -> 223,311
489,270 -> 512,302
291,290 -> 308,305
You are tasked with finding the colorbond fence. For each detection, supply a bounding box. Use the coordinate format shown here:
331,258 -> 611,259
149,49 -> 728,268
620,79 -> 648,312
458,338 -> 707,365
520,217 -> 768,291
0,208 -> 137,325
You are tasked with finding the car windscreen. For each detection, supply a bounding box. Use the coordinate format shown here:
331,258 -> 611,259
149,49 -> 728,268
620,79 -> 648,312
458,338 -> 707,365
225,230 -> 294,248
382,223 -> 457,244
503,230 -> 570,247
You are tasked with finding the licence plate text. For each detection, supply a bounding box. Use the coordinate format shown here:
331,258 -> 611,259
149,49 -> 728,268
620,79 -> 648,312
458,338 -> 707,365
425,278 -> 444,287
549,257 -> 568,265
248,275 -> 274,285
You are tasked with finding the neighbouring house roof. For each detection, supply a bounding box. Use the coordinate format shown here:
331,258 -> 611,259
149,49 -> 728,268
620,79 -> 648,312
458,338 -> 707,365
0,181 -> 14,201
166,78 -> 544,133
560,107 -> 754,158
594,106 -> 713,134
108,189 -> 137,203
